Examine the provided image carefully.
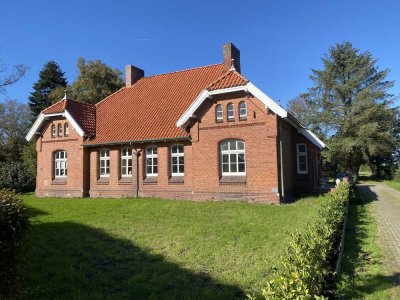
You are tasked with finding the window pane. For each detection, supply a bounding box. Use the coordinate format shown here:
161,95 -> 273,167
238,153 -> 245,163
221,142 -> 228,151
153,158 -> 158,166
171,145 -> 177,153
146,166 -> 152,174
299,155 -> 306,163
146,147 -> 152,155
237,142 -> 244,150
153,166 -> 158,174
179,165 -> 184,173
222,154 -> 229,163
146,158 -> 152,166
230,163 -> 237,172
122,159 -> 126,167
127,167 -> 132,175
178,145 -> 184,153
230,154 -> 237,163
153,147 -> 157,154
238,163 -> 245,172
298,145 -> 306,153
222,164 -> 229,172
172,157 -> 177,165
122,166 -> 127,174
229,141 -> 236,150
172,165 -> 177,173
299,163 -> 307,171
179,157 -> 184,165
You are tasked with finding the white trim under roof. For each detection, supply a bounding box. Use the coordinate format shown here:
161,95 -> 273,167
25,110 -> 85,141
176,81 -> 325,150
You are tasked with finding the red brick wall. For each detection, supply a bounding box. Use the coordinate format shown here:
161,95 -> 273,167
36,117 -> 87,197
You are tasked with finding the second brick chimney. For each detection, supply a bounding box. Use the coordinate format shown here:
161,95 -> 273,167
223,43 -> 241,73
125,65 -> 144,87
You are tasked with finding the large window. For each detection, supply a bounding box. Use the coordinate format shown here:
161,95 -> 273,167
121,148 -> 132,177
146,146 -> 158,176
51,124 -> 56,138
215,104 -> 223,121
99,149 -> 110,177
296,143 -> 308,174
221,140 -> 246,175
227,103 -> 234,120
64,123 -> 69,137
239,101 -> 247,118
171,144 -> 184,176
54,151 -> 67,177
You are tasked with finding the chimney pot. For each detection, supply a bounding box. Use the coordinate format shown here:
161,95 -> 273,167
125,65 -> 144,87
223,43 -> 241,73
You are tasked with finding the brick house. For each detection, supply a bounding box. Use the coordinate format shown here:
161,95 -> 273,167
26,43 -> 325,203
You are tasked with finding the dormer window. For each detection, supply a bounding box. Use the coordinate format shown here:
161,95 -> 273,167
57,124 -> 62,137
51,124 -> 56,138
227,103 -> 234,121
239,101 -> 247,118
64,123 -> 69,137
216,104 -> 223,122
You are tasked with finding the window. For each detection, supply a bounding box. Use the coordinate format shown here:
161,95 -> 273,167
146,146 -> 158,176
57,124 -> 62,137
227,103 -> 234,120
221,140 -> 246,175
99,149 -> 110,177
239,101 -> 247,118
171,144 -> 184,176
54,151 -> 67,177
64,123 -> 69,137
297,143 -> 308,174
121,148 -> 132,177
215,104 -> 223,121
51,124 -> 56,138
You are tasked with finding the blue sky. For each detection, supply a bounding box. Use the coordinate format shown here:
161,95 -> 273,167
1,0 -> 399,107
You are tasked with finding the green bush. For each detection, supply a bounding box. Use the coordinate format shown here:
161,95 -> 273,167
0,189 -> 29,298
0,161 -> 35,193
258,183 -> 350,299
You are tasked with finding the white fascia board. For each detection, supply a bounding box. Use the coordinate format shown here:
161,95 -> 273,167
299,128 -> 326,150
25,110 -> 85,142
208,85 -> 248,95
176,90 -> 210,128
245,82 -> 287,118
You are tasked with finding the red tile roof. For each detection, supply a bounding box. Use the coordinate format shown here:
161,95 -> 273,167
43,99 -> 96,137
85,63 -> 227,145
207,70 -> 249,91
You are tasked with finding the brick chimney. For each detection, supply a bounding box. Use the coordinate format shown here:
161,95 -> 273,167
125,65 -> 144,87
223,43 -> 241,73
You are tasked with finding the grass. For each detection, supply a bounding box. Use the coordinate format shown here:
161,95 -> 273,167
383,180 -> 400,192
17,194 -> 322,299
338,187 -> 399,299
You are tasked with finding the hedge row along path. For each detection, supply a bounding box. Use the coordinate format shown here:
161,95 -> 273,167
358,182 -> 400,285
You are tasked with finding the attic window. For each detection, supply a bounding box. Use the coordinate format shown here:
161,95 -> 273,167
64,123 -> 69,137
296,143 -> 308,174
227,103 -> 234,120
57,124 -> 62,137
215,104 -> 223,121
51,124 -> 56,138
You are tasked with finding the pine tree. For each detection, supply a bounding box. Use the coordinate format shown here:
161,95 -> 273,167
28,61 -> 67,119
288,42 -> 398,176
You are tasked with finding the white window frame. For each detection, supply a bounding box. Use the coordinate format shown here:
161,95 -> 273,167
99,149 -> 110,177
146,146 -> 158,176
120,148 -> 132,177
51,124 -> 56,138
64,123 -> 69,137
171,144 -> 184,176
57,123 -> 62,137
239,101 -> 247,118
215,104 -> 223,121
54,150 -> 67,178
296,143 -> 308,174
221,140 -> 246,176
227,103 -> 234,120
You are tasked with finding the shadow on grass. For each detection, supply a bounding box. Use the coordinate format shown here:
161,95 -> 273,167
338,187 -> 397,298
17,221 -> 244,299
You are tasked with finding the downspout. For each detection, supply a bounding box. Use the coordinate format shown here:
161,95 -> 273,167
131,143 -> 142,198
278,118 -> 285,201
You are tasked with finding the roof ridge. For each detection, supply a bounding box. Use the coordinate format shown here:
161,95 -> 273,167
142,63 -> 223,79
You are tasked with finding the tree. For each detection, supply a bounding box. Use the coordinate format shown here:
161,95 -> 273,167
72,58 -> 124,104
28,61 -> 67,119
288,42 -> 398,176
0,61 -> 26,95
0,100 -> 31,161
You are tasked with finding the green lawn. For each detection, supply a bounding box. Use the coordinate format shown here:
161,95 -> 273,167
338,187 -> 399,299
383,180 -> 400,192
17,195 -> 322,299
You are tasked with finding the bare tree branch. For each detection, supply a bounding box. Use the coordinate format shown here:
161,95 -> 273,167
0,64 -> 27,94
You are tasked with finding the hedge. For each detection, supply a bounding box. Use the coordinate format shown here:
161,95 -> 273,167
0,189 -> 29,298
256,182 -> 350,300
0,161 -> 35,193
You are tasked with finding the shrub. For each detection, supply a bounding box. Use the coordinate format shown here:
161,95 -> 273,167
258,182 -> 350,299
0,161 -> 35,193
0,189 -> 29,298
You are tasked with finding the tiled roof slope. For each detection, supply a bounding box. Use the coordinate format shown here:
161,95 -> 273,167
85,63 -> 226,145
207,70 -> 248,91
43,99 -> 96,137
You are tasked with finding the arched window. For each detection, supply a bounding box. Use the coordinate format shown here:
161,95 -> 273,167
171,144 -> 184,176
121,148 -> 132,177
227,103 -> 234,120
64,123 -> 69,137
51,124 -> 56,138
221,140 -> 246,175
215,104 -> 223,121
57,123 -> 62,137
146,146 -> 158,176
99,149 -> 110,177
239,101 -> 247,118
54,151 -> 67,177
